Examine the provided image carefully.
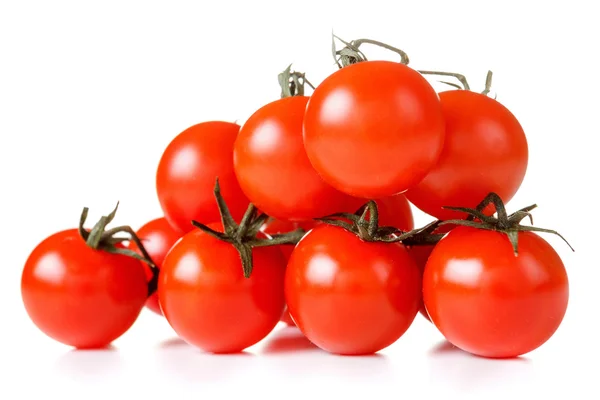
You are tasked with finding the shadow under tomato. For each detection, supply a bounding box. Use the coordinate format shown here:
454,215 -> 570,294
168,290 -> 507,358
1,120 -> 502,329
158,337 -> 188,349
427,339 -> 533,390
55,344 -> 123,380
261,327 -> 320,354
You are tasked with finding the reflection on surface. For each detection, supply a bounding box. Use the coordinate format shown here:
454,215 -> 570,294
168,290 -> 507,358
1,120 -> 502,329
260,327 -> 319,354
55,345 -> 123,380
427,340 -> 534,390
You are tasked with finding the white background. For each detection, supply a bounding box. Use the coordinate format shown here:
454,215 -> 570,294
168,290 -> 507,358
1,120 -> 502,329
1,1 -> 597,399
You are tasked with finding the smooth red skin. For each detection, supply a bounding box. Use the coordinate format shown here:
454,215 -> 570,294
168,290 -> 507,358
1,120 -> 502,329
234,96 -> 352,221
156,121 -> 251,234
423,227 -> 569,358
406,244 -> 436,322
21,229 -> 147,348
159,224 -> 286,353
261,219 -> 318,326
406,90 -> 528,220
344,194 -> 415,232
285,224 -> 422,355
128,218 -> 182,316
303,60 -> 445,198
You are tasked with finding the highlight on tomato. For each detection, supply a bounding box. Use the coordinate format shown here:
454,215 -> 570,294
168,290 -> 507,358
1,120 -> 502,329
128,217 -> 182,316
303,37 -> 445,199
406,71 -> 528,220
21,204 -> 158,349
234,66 -> 353,221
285,201 -> 429,355
156,121 -> 250,234
423,193 -> 574,358
158,179 -> 304,353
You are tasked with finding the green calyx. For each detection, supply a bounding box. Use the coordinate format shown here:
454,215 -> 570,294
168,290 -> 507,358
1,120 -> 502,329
78,203 -> 159,297
331,34 -> 410,68
440,192 -> 575,256
418,69 -> 495,96
191,179 -> 306,278
317,200 -> 444,245
278,64 -> 315,98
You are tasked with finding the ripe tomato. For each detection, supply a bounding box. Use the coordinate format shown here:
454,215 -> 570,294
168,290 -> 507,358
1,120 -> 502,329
128,217 -> 182,316
159,223 -> 286,353
22,229 -> 148,348
406,90 -> 528,220
423,226 -> 569,358
303,60 -> 445,198
285,224 -> 422,355
406,244 -> 435,321
156,121 -> 250,234
260,218 -> 317,326
344,193 -> 414,232
234,96 -> 352,221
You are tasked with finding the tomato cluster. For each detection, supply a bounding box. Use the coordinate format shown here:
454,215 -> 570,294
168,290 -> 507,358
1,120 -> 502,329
21,37 -> 573,359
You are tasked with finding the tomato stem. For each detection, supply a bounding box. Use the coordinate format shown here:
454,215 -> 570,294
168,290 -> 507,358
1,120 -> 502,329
191,178 -> 306,278
418,70 -> 471,91
440,192 -> 574,255
78,203 -> 160,297
332,34 -> 410,68
278,64 -> 315,98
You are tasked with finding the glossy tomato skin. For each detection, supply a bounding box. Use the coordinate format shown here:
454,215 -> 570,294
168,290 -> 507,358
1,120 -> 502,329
406,90 -> 528,220
159,224 -> 286,353
234,96 -> 352,221
285,224 -> 422,355
21,229 -> 148,348
260,218 -> 317,326
128,218 -> 182,316
344,193 -> 415,232
156,121 -> 250,234
303,60 -> 445,198
423,227 -> 569,358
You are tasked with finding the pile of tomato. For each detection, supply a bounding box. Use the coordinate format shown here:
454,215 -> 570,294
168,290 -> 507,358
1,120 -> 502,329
21,37 -> 573,359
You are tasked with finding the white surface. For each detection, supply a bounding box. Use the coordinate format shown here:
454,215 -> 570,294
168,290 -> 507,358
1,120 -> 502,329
1,1 -> 597,399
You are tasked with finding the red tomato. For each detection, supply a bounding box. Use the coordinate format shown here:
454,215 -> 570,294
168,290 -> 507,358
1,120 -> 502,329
128,217 -> 182,316
406,244 -> 435,321
423,226 -> 569,358
234,96 -> 352,221
303,60 -> 445,198
260,218 -> 317,326
406,90 -> 528,220
344,194 -> 414,232
159,223 -> 286,353
156,121 -> 250,233
21,229 -> 147,348
285,224 -> 422,355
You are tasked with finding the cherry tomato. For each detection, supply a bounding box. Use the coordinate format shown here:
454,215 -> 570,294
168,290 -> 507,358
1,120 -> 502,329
234,96 -> 352,221
159,223 -> 286,353
260,218 -> 317,326
21,229 -> 147,348
344,194 -> 414,232
156,121 -> 250,233
285,224 -> 422,355
406,90 -> 528,220
303,60 -> 445,198
128,217 -> 182,316
423,226 -> 568,358
406,244 -> 435,321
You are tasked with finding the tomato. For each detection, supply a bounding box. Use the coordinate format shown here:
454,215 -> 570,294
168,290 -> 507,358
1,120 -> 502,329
285,224 -> 422,355
406,244 -> 435,321
406,90 -> 528,220
159,223 -> 286,353
344,193 -> 414,232
22,229 -> 148,348
156,121 -> 250,234
128,217 -> 182,316
303,60 -> 445,198
234,96 -> 352,221
423,226 -> 569,358
260,218 -> 317,327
